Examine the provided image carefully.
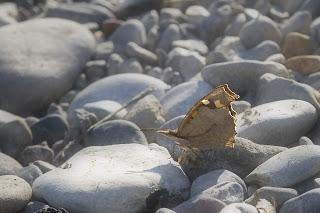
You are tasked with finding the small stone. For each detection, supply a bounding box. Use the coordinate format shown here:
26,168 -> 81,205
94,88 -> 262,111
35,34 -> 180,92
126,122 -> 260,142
59,90 -> 78,104
237,100 -> 317,146
146,25 -> 159,51
185,5 -> 209,25
166,47 -> 205,81
0,109 -> 21,125
265,53 -> 286,64
0,152 -> 22,175
118,58 -> 143,74
294,177 -> 320,194
31,160 -> 56,173
110,19 -> 146,48
239,15 -> 282,49
156,208 -> 176,213
125,42 -> 158,64
85,120 -> 148,147
158,24 -> 181,52
161,67 -> 183,86
147,67 -> 163,79
298,136 -> 314,145
141,10 -> 159,32
74,74 -> 88,90
102,18 -> 123,38
172,40 -> 208,55
245,187 -> 298,208
231,101 -> 251,114
0,120 -> 33,158
0,175 -> 32,213
311,16 -> 320,43
94,41 -> 114,61
279,188 -> 320,213
220,203 -> 258,213
282,32 -> 314,58
225,13 -> 247,36
25,116 -> 40,128
19,142 -> 54,166
201,60 -> 289,95
280,11 -> 311,36
285,55 -> 320,75
21,201 -> 48,213
83,100 -> 127,121
173,196 -> 226,213
53,141 -> 82,166
85,60 -> 107,82
246,145 -> 320,187
17,164 -> 43,185
31,115 -> 69,146
191,169 -> 247,197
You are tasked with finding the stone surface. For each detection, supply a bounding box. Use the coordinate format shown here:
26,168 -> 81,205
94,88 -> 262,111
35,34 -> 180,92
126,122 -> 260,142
125,42 -> 158,64
191,169 -> 247,197
46,3 -> 114,24
285,55 -> 320,75
254,74 -> 320,112
225,13 -> 247,36
68,73 -> 170,128
282,32 -> 314,58
17,164 -> 43,185
246,145 -> 320,187
0,119 -> 33,158
85,120 -> 148,146
31,114 -> 69,146
237,99 -> 317,146
173,196 -> 226,213
110,19 -> 146,48
33,143 -> 190,213
21,201 -> 48,213
31,160 -> 57,174
0,18 -> 95,115
280,11 -> 311,36
201,61 -> 289,95
239,15 -> 282,49
279,188 -> 320,213
172,40 -> 208,55
220,203 -> 258,213
0,152 -> 22,175
166,47 -> 205,81
19,143 -> 54,166
245,187 -> 298,208
158,24 -> 181,52
0,109 -> 21,125
0,175 -> 32,213
160,81 -> 212,120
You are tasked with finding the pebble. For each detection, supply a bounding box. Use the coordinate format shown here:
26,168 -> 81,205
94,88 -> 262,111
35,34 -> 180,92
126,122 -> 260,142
237,99 -> 317,146
0,109 -> 21,125
172,39 -> 208,55
102,18 -> 123,38
125,42 -> 158,64
110,19 -> 146,48
31,160 -> 57,174
246,145 -> 320,187
21,201 -> 48,213
84,120 -> 148,146
298,136 -> 314,145
160,81 -> 212,119
225,13 -> 247,36
0,18 -> 95,115
0,175 -> 32,213
279,188 -> 320,213
33,143 -> 190,213
280,11 -> 312,36
201,60 -> 289,95
245,186 -> 298,208
191,169 -> 247,197
239,15 -> 282,49
67,73 -> 170,128
0,119 -> 33,158
0,152 -> 22,175
31,114 -> 69,146
117,58 -> 144,74
219,203 -> 258,213
158,24 -> 181,52
17,164 -> 43,185
19,142 -> 54,166
84,60 -> 107,82
173,196 -> 226,213
185,5 -> 210,25
285,55 -> 320,74
141,10 -> 159,32
282,32 -> 314,58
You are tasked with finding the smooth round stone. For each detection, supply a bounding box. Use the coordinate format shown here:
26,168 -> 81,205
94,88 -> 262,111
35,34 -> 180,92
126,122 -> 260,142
33,143 -> 190,213
85,120 -> 148,146
172,40 -> 208,55
125,42 -> 158,64
173,196 -> 226,213
46,3 -> 114,24
285,55 -> 320,75
225,13 -> 247,36
185,5 -> 210,24
0,109 -> 21,125
17,164 -> 43,185
166,47 -> 205,81
110,19 -> 146,47
220,203 -> 258,213
160,81 -> 212,120
241,40 -> 280,61
279,188 -> 320,213
245,145 -> 320,187
311,16 -> 320,43
298,136 -> 314,145
237,100 -> 317,146
156,208 -> 176,213
282,32 -> 314,58
0,152 -> 22,175
280,11 -> 311,36
157,24 -> 181,52
191,169 -> 247,197
0,175 -> 32,213
254,73 -> 320,112
0,119 -> 33,158
0,18 -> 95,115
245,186 -> 298,208
83,100 -> 127,121
239,15 -> 282,49
19,143 -> 54,166
140,10 -> 159,32
201,61 -> 289,95
68,73 -> 170,128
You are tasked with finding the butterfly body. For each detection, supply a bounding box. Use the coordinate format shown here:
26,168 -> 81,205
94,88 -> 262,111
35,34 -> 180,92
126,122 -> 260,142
158,84 -> 239,150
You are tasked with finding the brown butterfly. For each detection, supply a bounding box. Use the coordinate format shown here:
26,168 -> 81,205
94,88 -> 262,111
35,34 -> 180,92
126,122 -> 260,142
158,84 -> 240,150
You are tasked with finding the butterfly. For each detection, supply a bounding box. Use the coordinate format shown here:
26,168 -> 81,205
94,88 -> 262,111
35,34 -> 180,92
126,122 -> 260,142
158,84 -> 240,150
